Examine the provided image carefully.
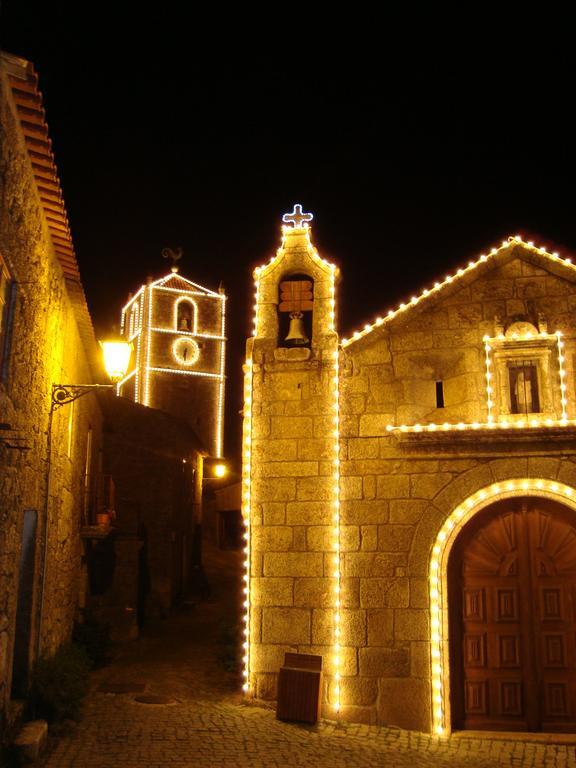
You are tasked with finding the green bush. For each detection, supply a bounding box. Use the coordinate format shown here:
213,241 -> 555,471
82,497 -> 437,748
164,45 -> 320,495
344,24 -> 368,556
31,643 -> 91,723
73,613 -> 111,667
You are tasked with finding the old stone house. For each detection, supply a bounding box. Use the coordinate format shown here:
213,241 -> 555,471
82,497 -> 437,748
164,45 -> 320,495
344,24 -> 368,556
0,51 -> 105,737
243,210 -> 576,735
91,393 -> 205,639
0,51 -> 208,743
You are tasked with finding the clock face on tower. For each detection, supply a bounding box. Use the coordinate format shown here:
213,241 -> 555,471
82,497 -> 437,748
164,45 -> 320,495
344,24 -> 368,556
172,336 -> 200,366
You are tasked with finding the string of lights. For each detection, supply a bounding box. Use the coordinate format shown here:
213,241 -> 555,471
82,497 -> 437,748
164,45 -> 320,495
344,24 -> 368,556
341,235 -> 575,348
429,479 -> 576,735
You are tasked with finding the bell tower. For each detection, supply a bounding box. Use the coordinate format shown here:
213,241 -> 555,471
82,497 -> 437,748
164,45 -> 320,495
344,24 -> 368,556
241,206 -> 342,711
117,250 -> 226,458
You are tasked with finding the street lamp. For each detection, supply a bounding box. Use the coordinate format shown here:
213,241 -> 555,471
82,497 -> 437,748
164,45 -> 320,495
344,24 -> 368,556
213,463 -> 227,478
37,336 -> 132,662
202,457 -> 229,481
51,337 -> 132,411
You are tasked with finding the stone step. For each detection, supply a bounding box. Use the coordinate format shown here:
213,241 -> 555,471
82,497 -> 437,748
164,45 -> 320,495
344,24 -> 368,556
13,720 -> 48,764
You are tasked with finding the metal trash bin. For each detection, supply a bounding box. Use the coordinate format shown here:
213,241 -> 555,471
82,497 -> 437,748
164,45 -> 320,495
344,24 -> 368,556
276,652 -> 323,724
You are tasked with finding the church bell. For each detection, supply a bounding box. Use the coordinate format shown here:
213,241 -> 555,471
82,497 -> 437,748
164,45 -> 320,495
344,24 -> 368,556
285,311 -> 309,346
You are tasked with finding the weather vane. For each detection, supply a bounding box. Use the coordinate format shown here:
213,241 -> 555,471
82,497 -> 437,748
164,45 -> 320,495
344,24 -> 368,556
162,246 -> 183,273
282,204 -> 313,229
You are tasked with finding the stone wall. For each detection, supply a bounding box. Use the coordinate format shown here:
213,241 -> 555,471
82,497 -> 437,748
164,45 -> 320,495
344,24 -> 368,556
95,394 -> 202,627
250,356 -> 338,702
0,60 -> 102,731
248,236 -> 576,732
338,246 -> 576,729
247,228 -> 339,706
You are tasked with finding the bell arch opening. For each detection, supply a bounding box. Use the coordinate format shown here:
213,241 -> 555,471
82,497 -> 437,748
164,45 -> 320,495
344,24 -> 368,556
429,479 -> 576,736
174,297 -> 197,333
277,273 -> 313,348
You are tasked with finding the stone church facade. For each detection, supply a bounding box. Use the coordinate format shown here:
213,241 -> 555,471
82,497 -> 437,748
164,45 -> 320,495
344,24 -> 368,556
243,213 -> 576,734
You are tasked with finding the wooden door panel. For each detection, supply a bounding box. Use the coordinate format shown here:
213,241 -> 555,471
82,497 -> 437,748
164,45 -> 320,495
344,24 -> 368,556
542,634 -> 567,668
463,588 -> 485,621
544,683 -> 570,716
464,634 -> 486,667
529,510 -> 576,730
496,588 -> 519,621
465,680 -> 488,715
453,500 -> 576,732
498,635 -> 521,667
539,587 -> 564,621
499,681 -> 523,716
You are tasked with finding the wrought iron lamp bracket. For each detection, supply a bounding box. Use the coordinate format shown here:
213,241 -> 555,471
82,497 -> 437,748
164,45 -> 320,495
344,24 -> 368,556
51,384 -> 113,411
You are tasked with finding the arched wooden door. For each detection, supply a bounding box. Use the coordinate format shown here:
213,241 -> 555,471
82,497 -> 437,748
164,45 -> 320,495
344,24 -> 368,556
449,498 -> 576,732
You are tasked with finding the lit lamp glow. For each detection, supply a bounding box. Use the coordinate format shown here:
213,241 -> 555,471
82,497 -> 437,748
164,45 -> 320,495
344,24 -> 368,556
202,458 -> 229,482
101,339 -> 133,382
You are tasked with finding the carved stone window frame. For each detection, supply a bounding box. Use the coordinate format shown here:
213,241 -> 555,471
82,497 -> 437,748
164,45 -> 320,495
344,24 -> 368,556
485,331 -> 564,422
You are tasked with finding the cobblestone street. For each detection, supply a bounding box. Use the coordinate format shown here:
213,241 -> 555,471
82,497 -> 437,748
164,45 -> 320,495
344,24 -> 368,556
41,545 -> 576,768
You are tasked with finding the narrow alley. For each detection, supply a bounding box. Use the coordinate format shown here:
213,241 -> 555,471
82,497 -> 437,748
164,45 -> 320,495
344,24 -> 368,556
37,544 -> 576,768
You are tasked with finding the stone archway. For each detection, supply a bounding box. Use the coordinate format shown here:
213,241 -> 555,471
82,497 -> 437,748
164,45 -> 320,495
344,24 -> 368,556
429,479 -> 576,736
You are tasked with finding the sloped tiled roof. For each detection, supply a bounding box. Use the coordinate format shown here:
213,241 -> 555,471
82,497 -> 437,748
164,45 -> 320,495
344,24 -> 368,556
2,51 -> 80,281
1,51 -> 99,374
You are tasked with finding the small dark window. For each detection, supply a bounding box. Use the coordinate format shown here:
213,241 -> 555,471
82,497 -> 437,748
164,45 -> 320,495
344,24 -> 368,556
0,256 -> 16,382
509,361 -> 540,414
435,381 -> 444,408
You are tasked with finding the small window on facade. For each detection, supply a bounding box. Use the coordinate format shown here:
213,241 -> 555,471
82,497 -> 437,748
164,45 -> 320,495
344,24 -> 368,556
509,361 -> 541,414
0,255 -> 16,381
435,381 -> 445,408
487,319 -> 559,422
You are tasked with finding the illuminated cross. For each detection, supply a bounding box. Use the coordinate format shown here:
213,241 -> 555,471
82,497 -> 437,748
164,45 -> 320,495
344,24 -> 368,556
282,204 -> 313,229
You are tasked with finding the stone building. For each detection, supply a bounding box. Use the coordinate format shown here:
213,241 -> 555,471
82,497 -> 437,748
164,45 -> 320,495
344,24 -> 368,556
242,208 -> 576,735
0,51 -> 208,744
117,265 -> 226,459
0,52 -> 104,736
90,393 -> 205,639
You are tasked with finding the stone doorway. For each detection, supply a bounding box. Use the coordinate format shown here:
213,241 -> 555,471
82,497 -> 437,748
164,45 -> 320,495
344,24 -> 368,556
11,509 -> 38,697
449,497 -> 576,732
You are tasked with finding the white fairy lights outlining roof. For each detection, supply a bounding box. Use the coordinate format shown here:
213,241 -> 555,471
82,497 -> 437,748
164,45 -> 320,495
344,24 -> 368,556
340,235 -> 576,348
151,272 -> 223,297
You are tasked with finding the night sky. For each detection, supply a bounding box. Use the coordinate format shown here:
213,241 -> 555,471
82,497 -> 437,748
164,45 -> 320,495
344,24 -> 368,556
2,5 -> 575,463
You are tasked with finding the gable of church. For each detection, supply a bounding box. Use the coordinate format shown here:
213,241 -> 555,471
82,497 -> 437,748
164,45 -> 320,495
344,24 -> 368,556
343,242 -> 576,428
